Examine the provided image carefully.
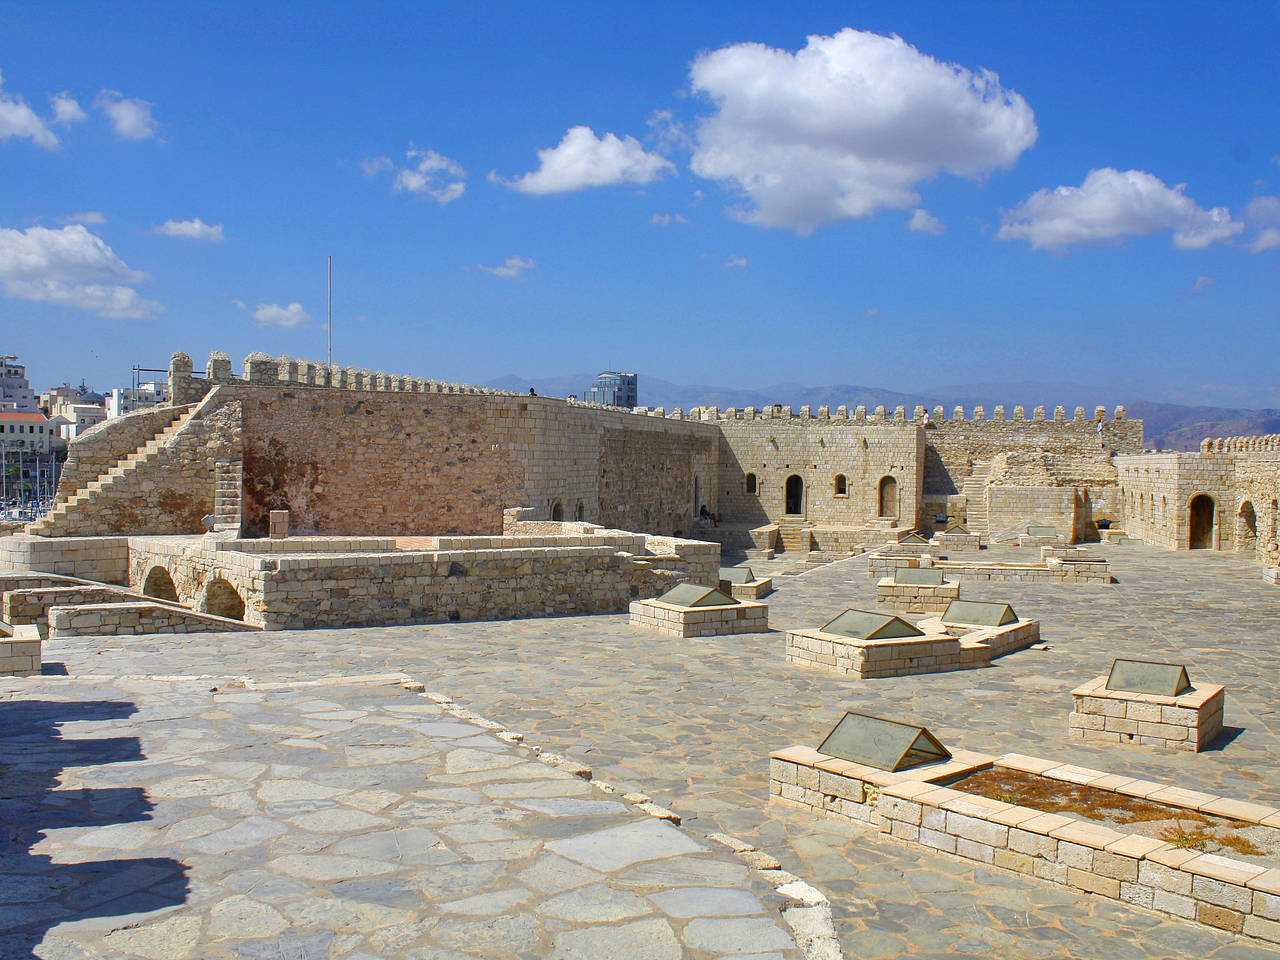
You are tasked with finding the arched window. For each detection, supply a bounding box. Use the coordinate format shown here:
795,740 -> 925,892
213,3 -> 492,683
833,474 -> 847,497
745,473 -> 757,494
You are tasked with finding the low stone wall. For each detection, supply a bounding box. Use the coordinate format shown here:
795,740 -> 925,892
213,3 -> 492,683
869,554 -> 1119,584
931,531 -> 981,551
875,577 -> 959,613
0,534 -> 130,584
1070,676 -> 1225,751
934,558 -> 1111,584
0,631 -> 41,675
46,601 -> 260,637
785,617 -> 1038,679
1018,533 -> 1066,547
3,585 -> 149,625
628,597 -> 769,638
770,747 -> 1280,944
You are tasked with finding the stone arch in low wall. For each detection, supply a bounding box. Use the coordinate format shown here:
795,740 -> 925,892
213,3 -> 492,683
142,566 -> 179,603
203,578 -> 246,621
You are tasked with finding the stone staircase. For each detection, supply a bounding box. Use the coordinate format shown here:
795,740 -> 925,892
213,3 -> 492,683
28,406 -> 199,536
961,459 -> 992,536
776,517 -> 812,554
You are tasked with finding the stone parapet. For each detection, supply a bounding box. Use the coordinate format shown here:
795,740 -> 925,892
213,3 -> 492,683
46,601 -> 260,637
0,534 -> 130,584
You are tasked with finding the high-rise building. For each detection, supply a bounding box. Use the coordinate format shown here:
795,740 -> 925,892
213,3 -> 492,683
0,356 -> 38,412
585,371 -> 638,408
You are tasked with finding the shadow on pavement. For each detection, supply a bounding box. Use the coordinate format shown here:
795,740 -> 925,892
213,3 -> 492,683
0,698 -> 189,959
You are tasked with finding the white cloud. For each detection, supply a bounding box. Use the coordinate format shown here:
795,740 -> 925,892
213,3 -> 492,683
493,125 -> 675,195
1244,195 -> 1280,253
49,92 -> 86,124
155,217 -> 224,242
58,211 -> 106,225
0,223 -> 161,319
246,302 -> 310,327
688,29 -> 1037,234
93,89 -> 158,140
997,168 -> 1243,251
0,70 -> 59,148
1189,275 -> 1214,295
651,213 -> 688,226
725,255 -> 748,269
479,255 -> 535,279
907,208 -> 945,235
364,148 -> 465,204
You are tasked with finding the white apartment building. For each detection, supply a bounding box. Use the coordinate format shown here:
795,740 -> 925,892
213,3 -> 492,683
0,356 -> 38,412
106,380 -> 169,418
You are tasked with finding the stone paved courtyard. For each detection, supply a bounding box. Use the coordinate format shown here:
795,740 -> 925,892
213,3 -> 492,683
6,542 -> 1280,958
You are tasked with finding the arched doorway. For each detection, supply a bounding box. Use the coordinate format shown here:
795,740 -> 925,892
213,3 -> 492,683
784,475 -> 804,515
142,566 -> 179,603
878,475 -> 899,519
1188,494 -> 1215,549
550,501 -> 564,522
203,579 -> 245,620
575,501 -> 584,521
1236,501 -> 1257,552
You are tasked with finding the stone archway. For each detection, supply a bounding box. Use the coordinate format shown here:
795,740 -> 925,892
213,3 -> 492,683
550,501 -> 564,522
1188,494 -> 1215,549
203,579 -> 246,621
142,566 -> 179,603
784,475 -> 804,515
878,475 -> 899,519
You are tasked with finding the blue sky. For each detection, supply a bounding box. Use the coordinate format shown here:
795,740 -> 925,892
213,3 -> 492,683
2,1 -> 1278,406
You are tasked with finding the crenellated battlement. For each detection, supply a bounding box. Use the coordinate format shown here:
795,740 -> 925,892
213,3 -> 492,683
172,352 -> 1135,429
177,350 -> 521,398
1199,434 -> 1280,453
632,402 -> 1128,424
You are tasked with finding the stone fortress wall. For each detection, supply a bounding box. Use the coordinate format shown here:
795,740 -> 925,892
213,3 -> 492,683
1117,437 -> 1280,566
38,351 -> 1144,549
43,351 -> 721,540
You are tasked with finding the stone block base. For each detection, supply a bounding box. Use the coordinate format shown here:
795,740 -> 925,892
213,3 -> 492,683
875,577 -> 959,613
1069,676 -> 1225,752
629,597 -> 769,638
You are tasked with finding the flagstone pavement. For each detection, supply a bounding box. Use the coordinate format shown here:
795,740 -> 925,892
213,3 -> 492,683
8,541 -> 1280,959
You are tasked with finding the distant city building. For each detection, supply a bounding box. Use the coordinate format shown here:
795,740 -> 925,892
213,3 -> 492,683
0,356 -> 38,412
106,381 -> 169,418
50,403 -> 106,449
39,381 -> 103,418
0,411 -> 53,453
585,371 -> 638,408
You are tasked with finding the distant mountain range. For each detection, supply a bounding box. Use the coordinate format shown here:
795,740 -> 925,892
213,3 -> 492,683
483,374 -> 1280,452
